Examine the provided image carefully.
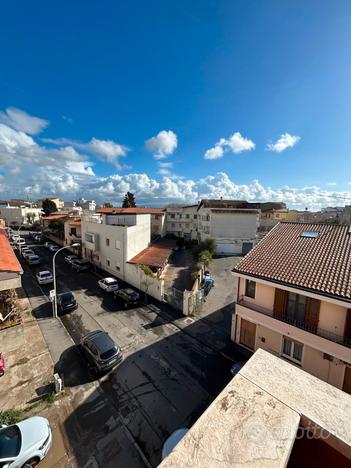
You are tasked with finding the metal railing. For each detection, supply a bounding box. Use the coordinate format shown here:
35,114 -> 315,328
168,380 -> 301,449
238,296 -> 351,349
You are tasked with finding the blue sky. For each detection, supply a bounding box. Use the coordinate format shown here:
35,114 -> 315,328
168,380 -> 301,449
0,0 -> 351,208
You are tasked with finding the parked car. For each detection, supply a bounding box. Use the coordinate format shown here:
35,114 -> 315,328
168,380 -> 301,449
0,416 -> 52,467
36,271 -> 54,285
49,245 -> 60,252
114,288 -> 140,308
21,247 -> 33,256
162,428 -> 189,460
15,237 -> 26,246
71,259 -> 91,272
98,277 -> 119,293
44,241 -> 54,248
65,254 -> 78,265
26,254 -> 41,266
57,291 -> 78,314
80,330 -> 123,374
34,234 -> 44,242
22,249 -> 35,259
230,361 -> 244,376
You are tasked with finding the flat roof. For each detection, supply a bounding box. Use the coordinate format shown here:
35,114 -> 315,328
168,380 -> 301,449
160,349 -> 351,467
97,207 -> 165,215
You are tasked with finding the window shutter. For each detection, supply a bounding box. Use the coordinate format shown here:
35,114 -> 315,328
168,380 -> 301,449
344,309 -> 351,342
273,289 -> 288,317
305,298 -> 320,332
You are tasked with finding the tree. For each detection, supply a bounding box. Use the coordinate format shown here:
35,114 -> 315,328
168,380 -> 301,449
122,192 -> 136,208
26,212 -> 36,224
198,250 -> 212,268
103,202 -> 113,208
42,199 -> 57,216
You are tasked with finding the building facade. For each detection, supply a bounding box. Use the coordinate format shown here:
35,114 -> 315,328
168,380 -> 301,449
81,212 -> 164,300
232,222 -> 351,394
0,206 -> 42,226
166,205 -> 198,240
64,219 -> 82,253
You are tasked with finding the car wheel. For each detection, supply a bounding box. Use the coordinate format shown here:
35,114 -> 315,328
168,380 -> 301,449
22,457 -> 40,468
0,370 -> 4,377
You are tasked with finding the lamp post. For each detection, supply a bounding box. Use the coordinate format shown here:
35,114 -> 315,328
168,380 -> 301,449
53,243 -> 80,318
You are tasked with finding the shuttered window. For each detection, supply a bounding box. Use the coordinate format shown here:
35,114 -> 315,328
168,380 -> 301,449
273,289 -> 288,317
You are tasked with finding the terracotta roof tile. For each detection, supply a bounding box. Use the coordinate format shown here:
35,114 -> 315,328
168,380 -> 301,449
234,222 -> 351,301
0,230 -> 22,274
128,239 -> 176,269
41,214 -> 68,220
68,219 -> 81,226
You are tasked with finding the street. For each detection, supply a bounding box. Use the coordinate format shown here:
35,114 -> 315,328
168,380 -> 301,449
18,236 -> 236,467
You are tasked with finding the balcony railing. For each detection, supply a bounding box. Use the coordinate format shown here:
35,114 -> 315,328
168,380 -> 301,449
238,296 -> 351,349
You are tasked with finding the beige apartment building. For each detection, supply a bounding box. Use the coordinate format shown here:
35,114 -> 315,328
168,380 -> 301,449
232,222 -> 351,394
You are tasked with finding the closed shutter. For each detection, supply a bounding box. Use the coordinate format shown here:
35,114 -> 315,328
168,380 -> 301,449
344,309 -> 351,342
305,297 -> 320,332
273,289 -> 288,318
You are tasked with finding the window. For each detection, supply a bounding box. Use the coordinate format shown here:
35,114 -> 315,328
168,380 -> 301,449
106,238 -> 110,247
245,280 -> 256,298
171,223 -> 175,228
194,214 -> 197,219
155,215 -> 160,220
302,231 -> 319,238
106,259 -> 110,267
70,227 -> 77,236
116,265 -> 120,271
287,292 -> 306,323
171,214 -> 175,219
282,337 -> 303,363
115,240 -> 121,250
186,214 -> 190,219
206,215 -> 210,221
85,233 -> 94,243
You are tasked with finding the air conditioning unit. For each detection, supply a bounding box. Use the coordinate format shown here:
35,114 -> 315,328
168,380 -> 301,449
323,353 -> 334,362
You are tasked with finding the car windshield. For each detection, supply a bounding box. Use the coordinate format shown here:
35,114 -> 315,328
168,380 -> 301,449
126,290 -> 138,299
41,272 -> 52,278
100,347 -> 117,360
61,293 -> 74,304
0,426 -> 22,458
107,280 -> 117,285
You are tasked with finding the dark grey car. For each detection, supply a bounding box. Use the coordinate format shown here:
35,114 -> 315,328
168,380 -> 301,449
80,330 -> 123,374
71,259 -> 91,272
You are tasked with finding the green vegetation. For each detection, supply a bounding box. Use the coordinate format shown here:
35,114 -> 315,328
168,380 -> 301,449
192,237 -> 216,277
122,191 -> 136,208
0,409 -> 23,425
103,202 -> 113,208
45,390 -> 56,405
41,198 -> 57,216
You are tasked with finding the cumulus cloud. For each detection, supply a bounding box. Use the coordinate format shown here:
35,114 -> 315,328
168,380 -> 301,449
145,130 -> 177,160
204,132 -> 255,160
266,133 -> 301,153
43,136 -> 129,168
0,107 -> 49,135
66,161 -> 95,176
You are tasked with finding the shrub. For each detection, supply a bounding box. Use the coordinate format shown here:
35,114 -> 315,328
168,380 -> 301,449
0,409 -> 23,425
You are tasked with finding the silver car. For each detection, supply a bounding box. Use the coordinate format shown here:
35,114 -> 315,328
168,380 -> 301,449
36,271 -> 54,285
0,416 -> 52,467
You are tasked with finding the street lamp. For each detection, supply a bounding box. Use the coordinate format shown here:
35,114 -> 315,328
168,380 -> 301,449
52,243 -> 80,319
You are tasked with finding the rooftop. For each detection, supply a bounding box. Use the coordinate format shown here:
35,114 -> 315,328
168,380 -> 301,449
160,348 -> 351,468
0,229 -> 22,275
234,222 -> 351,302
68,219 -> 81,226
128,239 -> 176,269
97,207 -> 165,215
41,214 -> 69,221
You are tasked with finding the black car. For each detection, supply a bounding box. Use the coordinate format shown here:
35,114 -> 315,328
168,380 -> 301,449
71,259 -> 91,272
114,288 -> 140,308
80,330 -> 123,374
57,291 -> 78,314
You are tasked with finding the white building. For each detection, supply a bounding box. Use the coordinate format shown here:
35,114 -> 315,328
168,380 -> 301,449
165,200 -> 259,255
0,205 -> 42,227
64,198 -> 96,211
81,212 -> 165,300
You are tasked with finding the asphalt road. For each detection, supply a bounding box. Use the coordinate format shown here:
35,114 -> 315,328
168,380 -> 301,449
18,235 -> 234,466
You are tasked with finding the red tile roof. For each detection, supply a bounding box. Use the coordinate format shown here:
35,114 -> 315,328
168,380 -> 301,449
0,230 -> 22,274
234,222 -> 351,301
97,207 -> 165,215
41,214 -> 68,221
68,219 -> 81,226
128,239 -> 176,269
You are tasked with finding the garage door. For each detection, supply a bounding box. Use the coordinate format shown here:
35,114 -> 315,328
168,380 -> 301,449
216,243 -> 236,255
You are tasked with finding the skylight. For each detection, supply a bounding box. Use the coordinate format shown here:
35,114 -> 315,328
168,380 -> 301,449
301,231 -> 319,238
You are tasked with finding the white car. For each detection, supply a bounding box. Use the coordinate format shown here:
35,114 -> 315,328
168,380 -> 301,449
36,271 -> 54,285
44,241 -> 54,248
22,249 -> 35,259
98,277 -> 119,292
49,245 -> 60,252
0,416 -> 52,468
15,237 -> 26,246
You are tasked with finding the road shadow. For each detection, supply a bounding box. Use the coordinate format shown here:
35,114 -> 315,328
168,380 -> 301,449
54,345 -> 95,387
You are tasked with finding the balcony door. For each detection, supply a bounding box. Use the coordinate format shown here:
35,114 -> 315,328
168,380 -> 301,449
240,318 -> 256,350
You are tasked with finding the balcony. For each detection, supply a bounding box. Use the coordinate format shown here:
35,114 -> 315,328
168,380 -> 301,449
236,297 -> 351,362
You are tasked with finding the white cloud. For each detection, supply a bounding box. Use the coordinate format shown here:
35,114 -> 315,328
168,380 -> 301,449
0,107 -> 49,135
42,136 -> 129,168
327,182 -> 337,186
66,161 -> 95,176
158,168 -> 172,176
204,132 -> 255,160
158,161 -> 173,168
145,130 -> 177,159
266,133 -> 301,153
